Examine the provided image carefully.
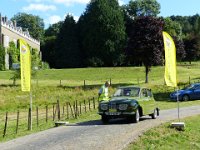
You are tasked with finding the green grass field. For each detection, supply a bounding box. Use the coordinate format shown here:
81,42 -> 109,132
0,62 -> 200,113
126,115 -> 200,150
1,62 -> 200,142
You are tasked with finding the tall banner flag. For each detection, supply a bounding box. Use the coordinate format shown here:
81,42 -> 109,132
162,31 -> 177,87
19,39 -> 31,92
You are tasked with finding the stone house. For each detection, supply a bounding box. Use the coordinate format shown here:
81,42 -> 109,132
0,14 -> 40,69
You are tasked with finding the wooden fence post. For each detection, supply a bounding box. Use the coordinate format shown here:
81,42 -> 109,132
46,105 -> 48,123
110,78 -> 112,86
76,100 -> 79,116
53,104 -> 55,121
66,102 -> 69,119
16,110 -> 19,134
36,106 -> 39,127
68,102 -> 74,118
80,102 -> 82,115
57,100 -> 60,120
84,100 -> 86,113
73,101 -> 77,119
3,112 -> 8,137
93,97 -> 95,109
62,105 -> 65,118
89,99 -> 91,111
28,108 -> 31,130
84,80 -> 86,89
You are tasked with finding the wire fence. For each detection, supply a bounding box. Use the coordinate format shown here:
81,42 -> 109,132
0,97 -> 98,138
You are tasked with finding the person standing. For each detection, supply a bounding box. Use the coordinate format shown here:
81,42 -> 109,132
98,81 -> 110,101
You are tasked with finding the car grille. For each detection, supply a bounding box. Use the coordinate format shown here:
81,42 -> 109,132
109,103 -> 117,109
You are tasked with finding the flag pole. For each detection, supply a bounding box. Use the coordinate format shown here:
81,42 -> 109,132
30,91 -> 32,130
177,87 -> 180,122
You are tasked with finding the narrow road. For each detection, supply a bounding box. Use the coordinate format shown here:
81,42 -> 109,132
0,105 -> 200,150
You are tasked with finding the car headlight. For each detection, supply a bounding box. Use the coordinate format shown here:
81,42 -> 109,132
173,92 -> 181,96
100,104 -> 108,110
118,104 -> 128,110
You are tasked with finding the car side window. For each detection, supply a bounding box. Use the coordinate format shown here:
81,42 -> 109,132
147,89 -> 152,97
141,89 -> 148,97
123,88 -> 131,96
194,85 -> 200,90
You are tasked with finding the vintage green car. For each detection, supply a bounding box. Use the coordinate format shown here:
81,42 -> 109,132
98,86 -> 159,123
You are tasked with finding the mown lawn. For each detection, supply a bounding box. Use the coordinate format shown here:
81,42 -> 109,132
126,115 -> 200,150
0,62 -> 200,113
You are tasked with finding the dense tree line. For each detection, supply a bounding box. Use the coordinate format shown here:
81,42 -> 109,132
9,0 -> 200,69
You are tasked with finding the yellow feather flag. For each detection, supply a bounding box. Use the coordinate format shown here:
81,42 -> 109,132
19,39 -> 31,92
162,31 -> 177,87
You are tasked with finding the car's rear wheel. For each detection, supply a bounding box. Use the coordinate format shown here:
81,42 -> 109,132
151,109 -> 157,119
182,95 -> 190,101
133,109 -> 140,123
101,115 -> 109,124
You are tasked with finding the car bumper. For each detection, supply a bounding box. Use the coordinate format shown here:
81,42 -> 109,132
98,111 -> 136,116
170,95 -> 182,101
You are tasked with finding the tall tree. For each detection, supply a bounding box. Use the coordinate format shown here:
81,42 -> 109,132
41,21 -> 63,68
45,21 -> 63,37
126,16 -> 163,83
54,15 -> 81,68
41,36 -> 56,68
184,35 -> 200,64
11,13 -> 44,41
173,37 -> 186,62
163,17 -> 182,38
78,0 -> 126,66
163,18 -> 186,61
127,0 -> 160,17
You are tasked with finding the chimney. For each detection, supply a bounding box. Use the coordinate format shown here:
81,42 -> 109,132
13,20 -> 17,27
5,16 -> 7,22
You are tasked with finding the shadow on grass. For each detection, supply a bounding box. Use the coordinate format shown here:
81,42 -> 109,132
0,84 -> 19,87
154,92 -> 172,102
57,83 -> 135,91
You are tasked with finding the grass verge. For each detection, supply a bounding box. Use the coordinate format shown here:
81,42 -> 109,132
126,115 -> 200,150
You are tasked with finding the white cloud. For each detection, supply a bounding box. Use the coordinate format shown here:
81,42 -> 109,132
53,0 -> 90,6
118,0 -> 125,6
48,15 -> 62,24
22,4 -> 57,12
26,0 -> 51,2
73,15 -> 79,22
45,13 -> 79,27
64,13 -> 79,22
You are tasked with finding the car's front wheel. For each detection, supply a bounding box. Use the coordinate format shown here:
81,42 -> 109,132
101,115 -> 109,124
182,95 -> 190,101
133,109 -> 140,123
151,109 -> 157,119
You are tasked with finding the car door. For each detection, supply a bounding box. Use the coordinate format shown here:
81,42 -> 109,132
139,88 -> 152,115
193,85 -> 200,99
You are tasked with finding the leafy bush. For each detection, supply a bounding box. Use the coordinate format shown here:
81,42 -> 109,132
41,62 -> 50,69
7,41 -> 20,68
0,44 -> 5,70
88,57 -> 104,67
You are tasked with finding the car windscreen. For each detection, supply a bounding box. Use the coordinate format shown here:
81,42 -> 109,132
113,88 -> 140,97
183,84 -> 198,90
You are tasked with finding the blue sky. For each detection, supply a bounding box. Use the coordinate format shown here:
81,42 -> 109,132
0,0 -> 200,28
